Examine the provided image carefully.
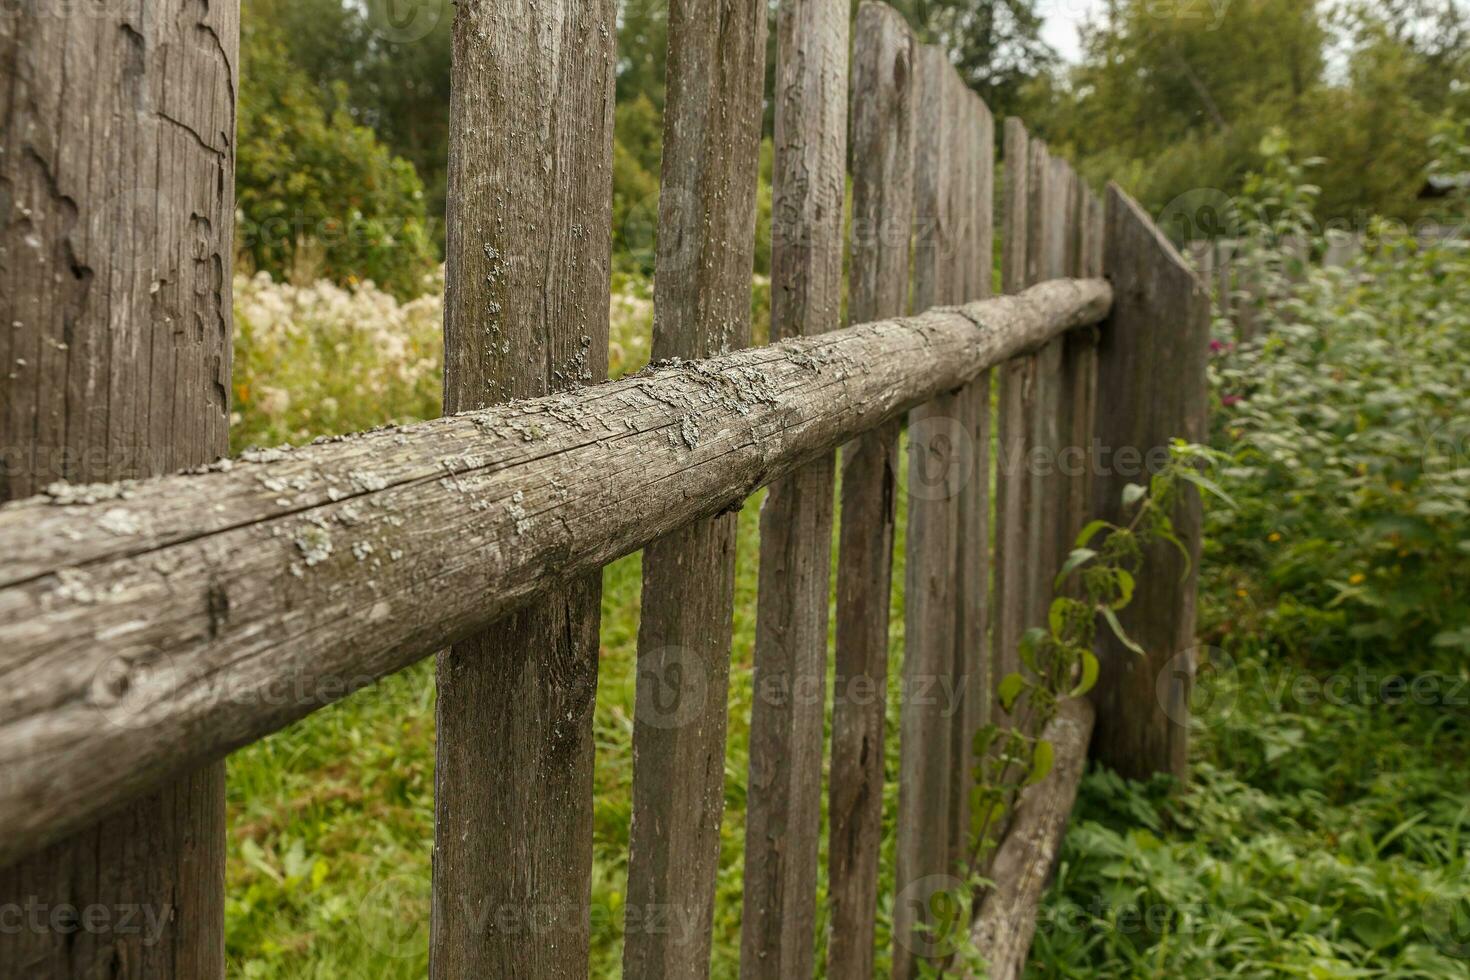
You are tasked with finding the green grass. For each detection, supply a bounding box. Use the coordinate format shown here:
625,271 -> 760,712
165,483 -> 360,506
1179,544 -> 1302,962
224,459 -> 1469,978
226,473 -> 914,977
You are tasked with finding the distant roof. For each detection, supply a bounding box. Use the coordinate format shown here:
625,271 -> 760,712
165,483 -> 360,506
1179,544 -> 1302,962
1421,173 -> 1470,198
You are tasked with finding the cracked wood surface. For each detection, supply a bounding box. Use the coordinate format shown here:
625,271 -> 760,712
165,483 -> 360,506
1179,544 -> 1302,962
0,279 -> 1110,870
740,0 -> 847,974
430,0 -> 616,975
827,6 -> 913,977
0,1 -> 236,975
622,0 -> 767,976
966,697 -> 1095,980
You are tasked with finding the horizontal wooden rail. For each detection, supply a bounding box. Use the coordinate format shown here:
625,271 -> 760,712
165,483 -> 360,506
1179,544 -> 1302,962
0,278 -> 1110,869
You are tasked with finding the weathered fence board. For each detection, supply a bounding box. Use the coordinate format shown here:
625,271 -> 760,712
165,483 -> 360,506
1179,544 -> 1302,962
0,1 -> 237,974
1090,185 -> 1209,781
431,0 -> 616,974
624,0 -> 768,976
892,45 -> 965,980
828,6 -> 914,976
992,118 -> 1033,727
741,0 -> 847,974
948,88 -> 995,879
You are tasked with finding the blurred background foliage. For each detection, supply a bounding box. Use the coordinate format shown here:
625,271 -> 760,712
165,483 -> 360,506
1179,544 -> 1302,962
235,0 -> 1468,300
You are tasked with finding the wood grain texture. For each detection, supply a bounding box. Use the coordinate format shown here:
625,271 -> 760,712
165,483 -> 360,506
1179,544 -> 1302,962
892,46 -> 964,980
0,1 -> 236,975
965,697 -> 1095,980
947,89 -> 995,879
1089,184 -> 1209,782
431,0 -> 615,974
1024,145 -> 1064,630
740,0 -> 846,975
828,7 -> 913,976
1058,176 -> 1100,571
622,2 -> 767,977
0,280 -> 1111,868
992,118 -> 1032,723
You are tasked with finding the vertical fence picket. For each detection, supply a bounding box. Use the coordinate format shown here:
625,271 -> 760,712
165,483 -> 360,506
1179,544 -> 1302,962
431,0 -> 616,974
893,45 -> 964,980
993,117 -> 1032,727
1023,147 -> 1066,627
829,5 -> 914,976
622,1 -> 769,977
740,0 -> 848,975
1089,184 -> 1210,782
948,88 -> 996,878
1058,165 -> 1100,565
0,2 -> 237,974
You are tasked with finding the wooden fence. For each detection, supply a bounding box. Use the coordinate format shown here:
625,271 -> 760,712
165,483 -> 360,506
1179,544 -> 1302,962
1187,223 -> 1467,341
0,1 -> 1207,976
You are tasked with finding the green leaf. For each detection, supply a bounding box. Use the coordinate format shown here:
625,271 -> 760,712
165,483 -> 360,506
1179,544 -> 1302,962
1071,651 -> 1100,697
1112,568 -> 1135,609
1054,548 -> 1097,589
1048,599 -> 1070,637
1074,520 -> 1110,548
971,725 -> 997,760
1025,739 -> 1055,786
998,673 -> 1026,713
1122,482 -> 1147,507
1179,468 -> 1238,509
1020,627 -> 1047,671
1101,605 -> 1146,656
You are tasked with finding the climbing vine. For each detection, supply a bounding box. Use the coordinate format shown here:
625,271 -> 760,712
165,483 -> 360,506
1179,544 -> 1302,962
920,439 -> 1231,976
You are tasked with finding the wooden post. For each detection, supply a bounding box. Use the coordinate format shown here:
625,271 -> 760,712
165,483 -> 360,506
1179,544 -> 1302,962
622,0 -> 767,976
828,5 -> 912,978
431,0 -> 615,974
740,0 -> 847,975
0,2 -> 236,974
893,46 -> 964,980
1089,184 -> 1209,782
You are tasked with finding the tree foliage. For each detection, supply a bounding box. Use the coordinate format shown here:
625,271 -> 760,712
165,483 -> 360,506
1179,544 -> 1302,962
236,13 -> 438,299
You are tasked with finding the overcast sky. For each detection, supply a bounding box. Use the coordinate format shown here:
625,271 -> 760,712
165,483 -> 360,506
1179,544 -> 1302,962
1040,0 -> 1106,63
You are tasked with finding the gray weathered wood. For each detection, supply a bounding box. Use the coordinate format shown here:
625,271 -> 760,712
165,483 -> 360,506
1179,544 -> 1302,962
0,2 -> 236,974
740,0 -> 846,975
965,697 -> 1095,980
1055,164 -> 1098,577
1089,184 -> 1209,782
624,0 -> 767,976
1025,146 -> 1064,629
992,118 -> 1031,728
431,0 -> 615,975
0,280 -> 1111,868
947,88 -> 995,879
828,7 -> 914,976
893,47 -> 963,980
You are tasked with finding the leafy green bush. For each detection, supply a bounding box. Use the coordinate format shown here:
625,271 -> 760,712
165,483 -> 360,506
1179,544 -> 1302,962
1204,140 -> 1470,665
236,19 -> 438,300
